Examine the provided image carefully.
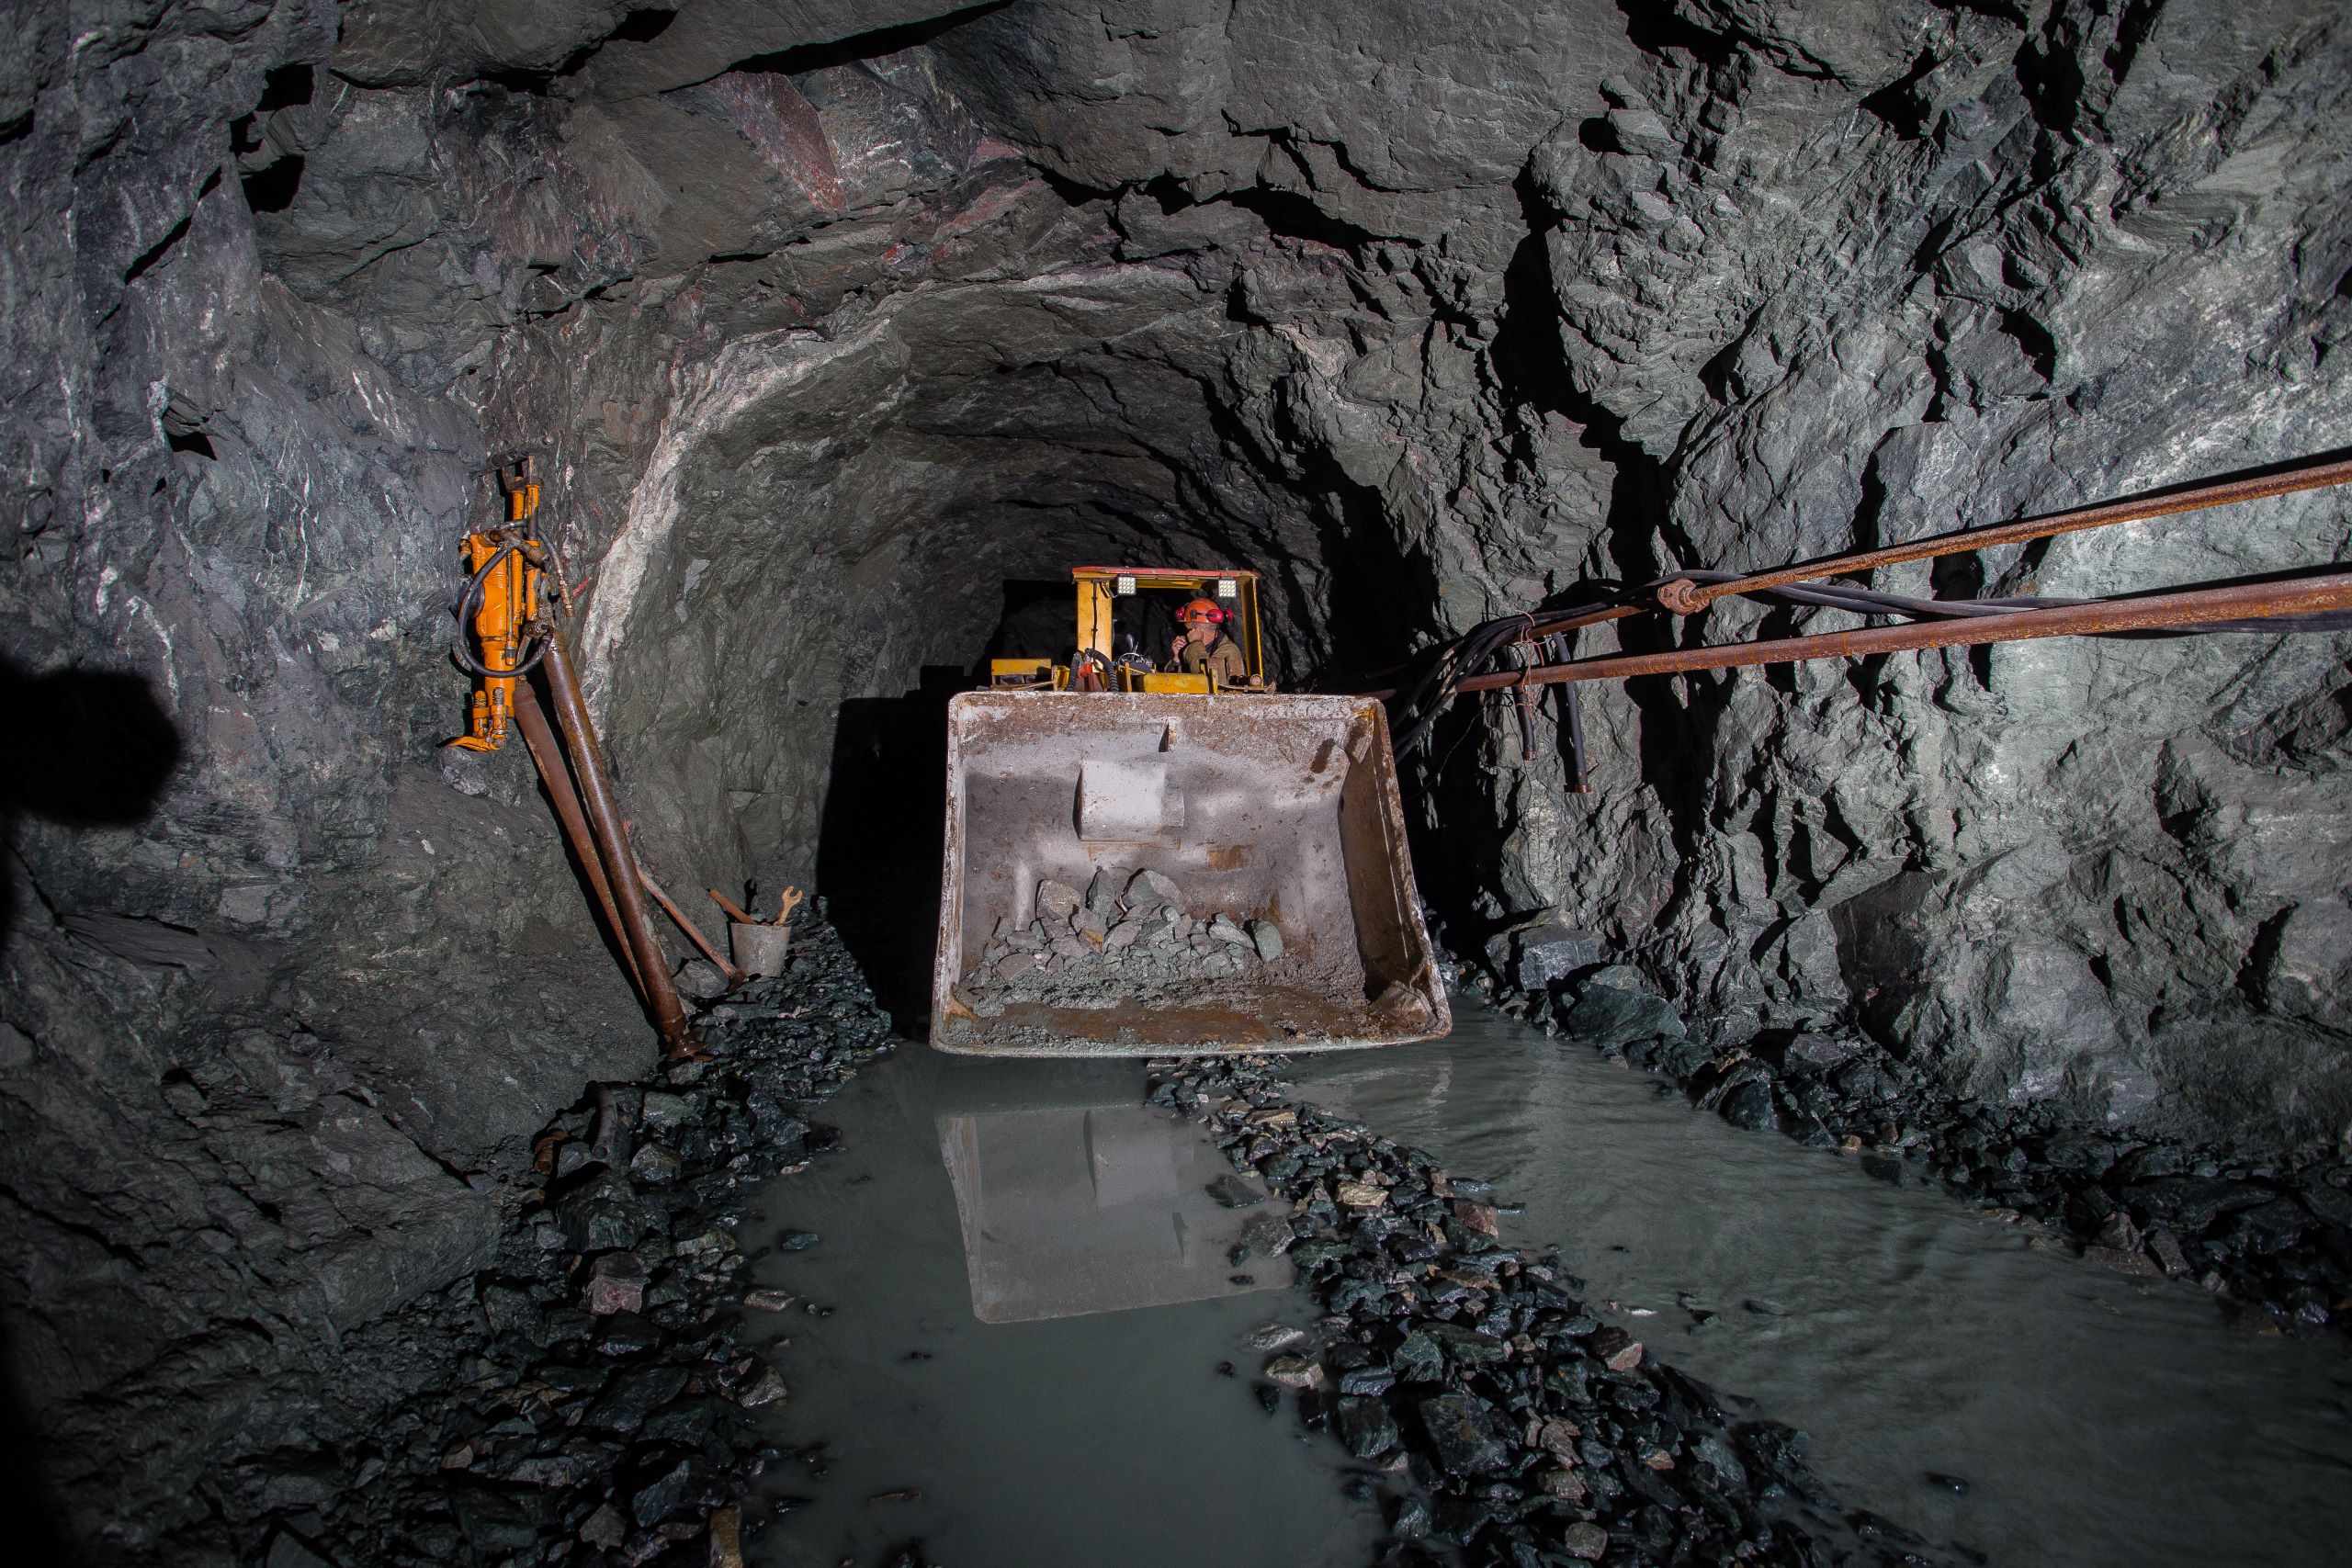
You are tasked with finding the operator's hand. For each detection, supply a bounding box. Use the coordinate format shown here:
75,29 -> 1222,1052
1170,636 -> 1185,660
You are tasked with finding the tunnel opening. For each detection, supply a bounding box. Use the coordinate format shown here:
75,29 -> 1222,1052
777,468 -> 1353,1033
815,668 -> 959,1030
576,310 -> 1377,1044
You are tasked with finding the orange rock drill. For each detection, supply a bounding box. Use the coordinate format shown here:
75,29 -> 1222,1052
446,457 -> 551,753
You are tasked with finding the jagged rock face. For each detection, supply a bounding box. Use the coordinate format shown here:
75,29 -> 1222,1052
1510,0 -> 2352,1140
3,0 -> 2349,1556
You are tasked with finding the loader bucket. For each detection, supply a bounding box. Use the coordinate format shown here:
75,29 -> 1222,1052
932,692 -> 1452,1056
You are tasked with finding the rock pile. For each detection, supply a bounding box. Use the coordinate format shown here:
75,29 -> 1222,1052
959,868 -> 1287,1009
1150,1055 -> 1936,1567
1487,959 -> 2352,1334
239,915 -> 892,1568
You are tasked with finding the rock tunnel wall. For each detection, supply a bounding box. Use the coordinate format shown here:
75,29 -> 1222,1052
2,0 -> 2349,1555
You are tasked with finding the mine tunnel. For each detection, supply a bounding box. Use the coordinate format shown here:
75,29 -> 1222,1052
6,2 -> 2352,1565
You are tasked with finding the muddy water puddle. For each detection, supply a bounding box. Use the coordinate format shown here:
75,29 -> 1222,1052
735,1050 -> 1380,1568
1290,1010 -> 2352,1568
737,1006 -> 2352,1568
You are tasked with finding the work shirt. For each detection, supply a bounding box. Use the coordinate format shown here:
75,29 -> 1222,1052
1178,633 -> 1250,684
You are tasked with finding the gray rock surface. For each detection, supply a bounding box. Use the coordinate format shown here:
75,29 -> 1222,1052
5,0 -> 2351,1554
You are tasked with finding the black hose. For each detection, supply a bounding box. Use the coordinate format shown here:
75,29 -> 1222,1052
449,543 -> 550,680
2110,611 -> 2352,636
1668,568 -> 2053,619
1394,595 -> 1632,756
1560,682 -> 1589,792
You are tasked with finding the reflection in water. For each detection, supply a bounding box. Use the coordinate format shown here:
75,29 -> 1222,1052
740,1052 -> 1382,1568
940,1102 -> 1293,1322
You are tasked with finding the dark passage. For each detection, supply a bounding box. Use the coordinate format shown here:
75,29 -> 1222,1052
816,669 -> 963,1030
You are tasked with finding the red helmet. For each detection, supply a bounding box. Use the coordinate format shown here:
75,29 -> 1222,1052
1177,597 -> 1227,625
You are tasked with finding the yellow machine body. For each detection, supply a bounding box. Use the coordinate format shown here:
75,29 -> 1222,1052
989,567 -> 1268,693
447,458 -> 551,753
447,528 -> 548,753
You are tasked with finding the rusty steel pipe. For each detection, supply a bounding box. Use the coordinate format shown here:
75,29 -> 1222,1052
1452,571 -> 2352,694
513,683 -> 646,997
1660,453 -> 2352,613
536,629 -> 694,1055
639,867 -> 742,987
707,887 -> 759,926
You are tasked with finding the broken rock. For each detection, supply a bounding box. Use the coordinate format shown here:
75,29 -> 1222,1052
677,959 -> 731,1000
1248,1323 -> 1306,1351
1125,868 -> 1184,909
1589,1325 -> 1644,1371
736,1367 -> 790,1408
1206,1173 -> 1263,1208
1564,1521 -> 1610,1561
582,1253 -> 646,1316
1208,913 -> 1252,946
1035,880 -> 1082,924
1337,1395 -> 1399,1459
1263,1355 -> 1324,1389
1418,1391 -> 1513,1476
1452,1197 -> 1500,1235
1085,868 -> 1120,915
1534,1416 -> 1581,1464
1250,919 -> 1284,961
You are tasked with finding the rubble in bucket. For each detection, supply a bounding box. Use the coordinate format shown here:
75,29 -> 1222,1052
958,868 -> 1288,1012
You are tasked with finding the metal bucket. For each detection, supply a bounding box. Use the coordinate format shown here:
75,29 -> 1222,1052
932,692 -> 1450,1056
730,921 -> 792,978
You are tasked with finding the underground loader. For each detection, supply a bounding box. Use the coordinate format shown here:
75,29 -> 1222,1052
933,567 -> 1451,1056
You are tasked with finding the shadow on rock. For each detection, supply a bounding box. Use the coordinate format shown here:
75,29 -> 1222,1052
0,651 -> 180,941
0,1319 -> 81,1564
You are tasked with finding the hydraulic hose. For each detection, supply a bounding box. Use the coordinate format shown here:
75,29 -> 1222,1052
449,543 -> 551,680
